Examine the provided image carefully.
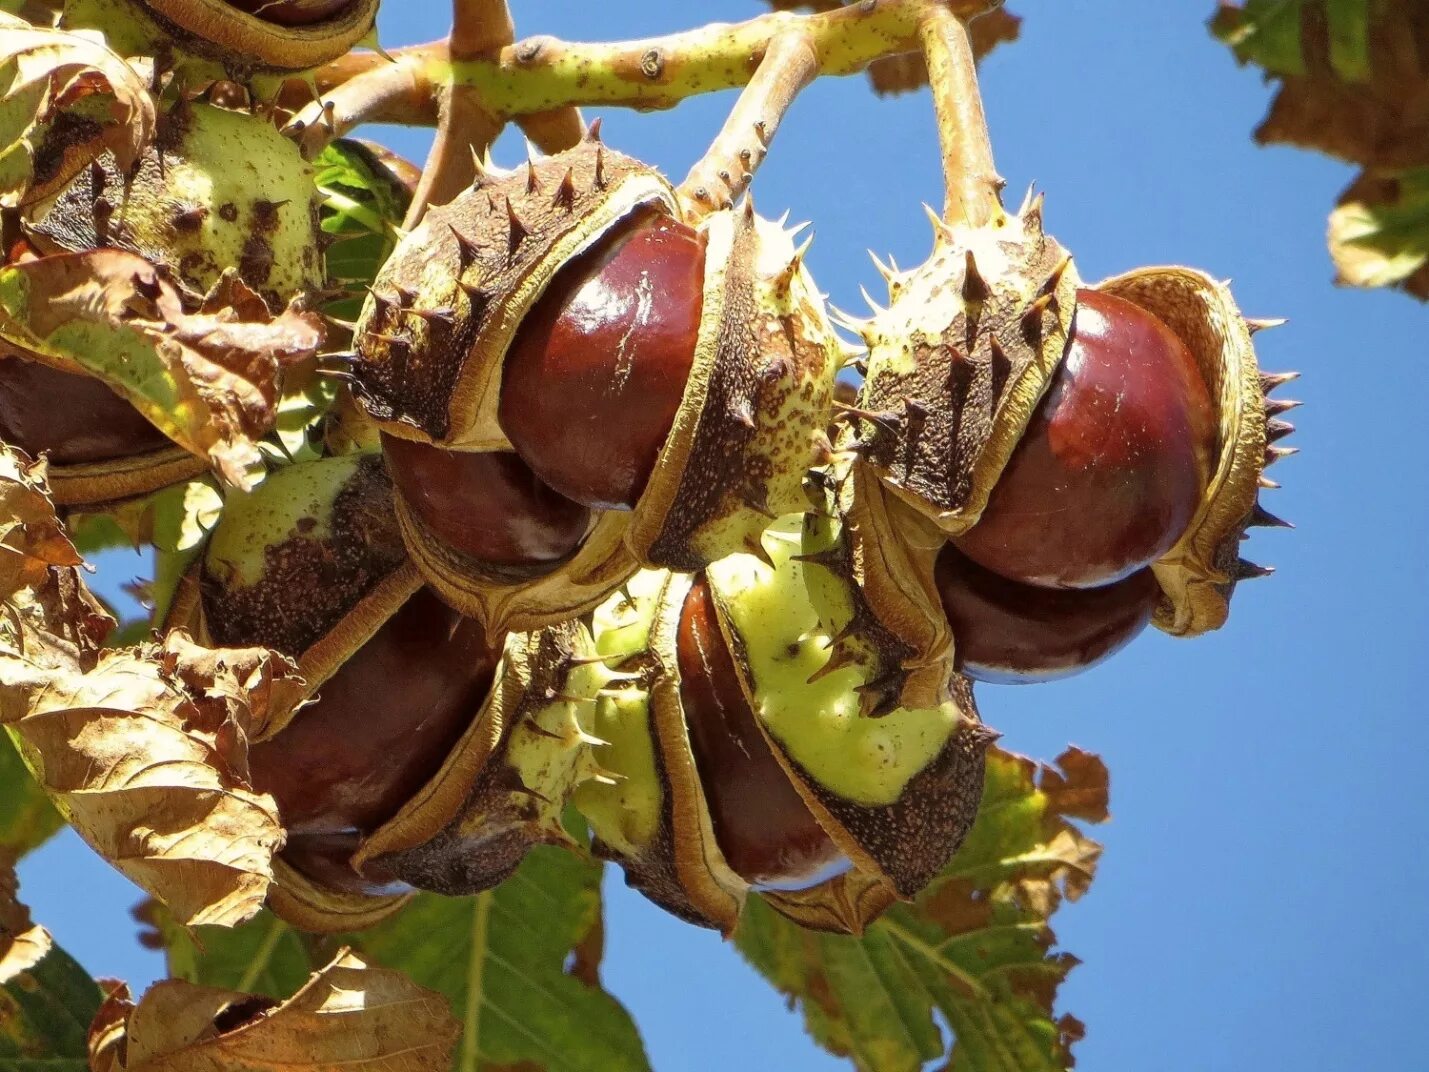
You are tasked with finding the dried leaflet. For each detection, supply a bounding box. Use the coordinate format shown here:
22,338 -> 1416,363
0,253 -> 324,489
1213,2 -> 1429,300
0,447 -> 298,927
0,12 -> 155,205
0,864 -> 45,983
87,950 -> 459,1072
0,449 -> 80,594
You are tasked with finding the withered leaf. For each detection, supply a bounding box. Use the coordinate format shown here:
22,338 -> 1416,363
0,447 -> 80,595
1328,167 -> 1429,299
0,11 -> 155,206
0,253 -> 325,489
87,949 -> 459,1072
1212,1 -> 1429,299
1,863 -> 105,1070
0,447 -> 300,927
736,747 -> 1106,1072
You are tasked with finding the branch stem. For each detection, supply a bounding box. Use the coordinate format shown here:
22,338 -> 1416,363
406,0 -> 516,227
438,0 -> 989,117
918,5 -> 1001,226
284,52 -> 438,157
678,30 -> 816,216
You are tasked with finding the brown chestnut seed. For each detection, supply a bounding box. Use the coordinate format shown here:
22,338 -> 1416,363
248,586 -> 498,836
282,831 -> 411,898
935,543 -> 1160,684
953,289 -> 1217,589
0,356 -> 171,464
677,578 -> 850,892
222,0 -> 354,26
382,434 -> 593,567
500,211 -> 706,511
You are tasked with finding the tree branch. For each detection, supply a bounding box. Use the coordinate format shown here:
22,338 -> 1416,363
678,30 -> 816,217
918,4 -> 1001,226
405,0 -> 515,227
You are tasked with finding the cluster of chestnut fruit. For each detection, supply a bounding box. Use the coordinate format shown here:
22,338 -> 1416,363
0,0 -> 1292,935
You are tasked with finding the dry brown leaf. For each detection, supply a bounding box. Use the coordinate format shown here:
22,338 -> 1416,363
88,950 -> 460,1072
0,861 -> 47,983
0,447 -> 80,595
1216,2 -> 1429,170
0,253 -> 325,489
1328,168 -> 1429,298
0,448 -> 300,927
0,12 -> 156,205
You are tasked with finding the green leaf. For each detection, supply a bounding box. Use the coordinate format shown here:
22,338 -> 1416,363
316,140 -> 416,321
351,847 -> 650,1072
0,728 -> 61,860
1213,0 -> 1370,81
137,901 -> 315,1001
1,871 -> 104,1072
736,747 -> 1106,1072
1329,167 -> 1429,298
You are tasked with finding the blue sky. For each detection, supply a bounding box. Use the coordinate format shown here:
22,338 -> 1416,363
19,2 -> 1428,1070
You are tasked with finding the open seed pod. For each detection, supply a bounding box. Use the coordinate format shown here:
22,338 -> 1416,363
23,97 -> 324,309
0,349 -> 207,506
127,0 -> 379,70
171,451 -> 507,929
1094,268 -> 1294,636
851,194 -> 1079,535
800,456 -> 956,712
349,617 -> 621,896
578,521 -> 993,935
350,133 -> 838,630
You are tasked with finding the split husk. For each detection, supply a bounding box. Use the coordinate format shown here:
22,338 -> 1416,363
1095,267 -> 1287,636
353,136 -> 838,629
579,521 -> 992,936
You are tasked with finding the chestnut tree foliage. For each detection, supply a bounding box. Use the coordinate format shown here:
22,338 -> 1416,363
1213,0 -> 1429,300
0,1 -> 1309,1070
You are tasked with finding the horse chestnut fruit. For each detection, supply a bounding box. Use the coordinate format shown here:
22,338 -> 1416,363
499,211 -> 705,511
221,0 -> 353,26
677,577 -> 849,892
248,586 -> 497,836
935,543 -> 1160,684
954,289 -> 1216,589
282,831 -> 409,898
0,356 -> 171,464
381,433 -> 593,568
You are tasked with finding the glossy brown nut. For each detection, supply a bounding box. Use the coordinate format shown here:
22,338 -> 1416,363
382,434 -> 594,567
222,0 -> 354,26
935,544 -> 1160,684
954,289 -> 1216,589
499,211 -> 705,511
0,356 -> 171,464
677,578 -> 850,891
248,586 -> 498,836
282,831 -> 411,898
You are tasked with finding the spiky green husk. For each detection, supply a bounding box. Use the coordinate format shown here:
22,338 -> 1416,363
354,619 -> 617,896
1095,267 -> 1289,636
853,199 -> 1079,534
26,100 -> 324,309
626,204 -> 839,571
578,516 -> 991,933
353,137 -> 676,448
192,451 -> 413,737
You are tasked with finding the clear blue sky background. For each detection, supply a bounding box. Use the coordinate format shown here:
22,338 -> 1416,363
19,2 -> 1428,1070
